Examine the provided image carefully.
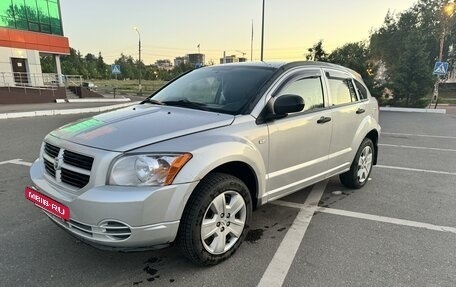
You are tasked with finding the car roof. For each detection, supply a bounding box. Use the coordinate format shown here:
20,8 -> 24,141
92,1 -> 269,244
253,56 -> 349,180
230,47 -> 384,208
210,61 -> 363,81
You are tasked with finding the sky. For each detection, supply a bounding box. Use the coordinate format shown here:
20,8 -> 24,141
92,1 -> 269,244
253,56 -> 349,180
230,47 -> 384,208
60,0 -> 418,65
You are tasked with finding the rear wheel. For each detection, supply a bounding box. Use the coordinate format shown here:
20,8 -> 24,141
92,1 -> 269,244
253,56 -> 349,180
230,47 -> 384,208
339,138 -> 374,189
178,173 -> 252,265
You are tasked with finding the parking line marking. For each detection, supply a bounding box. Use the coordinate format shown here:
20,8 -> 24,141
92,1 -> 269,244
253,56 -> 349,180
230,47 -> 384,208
376,165 -> 456,176
382,132 -> 456,140
258,180 -> 327,287
317,207 -> 456,234
270,200 -> 305,210
0,159 -> 18,165
272,201 -> 456,235
0,159 -> 32,167
379,143 -> 456,152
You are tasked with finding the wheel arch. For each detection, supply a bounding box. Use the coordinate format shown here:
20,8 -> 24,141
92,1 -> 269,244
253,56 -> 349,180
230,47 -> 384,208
209,161 -> 259,209
365,129 -> 379,165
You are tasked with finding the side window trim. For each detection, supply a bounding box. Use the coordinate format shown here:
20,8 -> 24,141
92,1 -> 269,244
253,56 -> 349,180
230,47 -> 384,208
271,70 -> 327,115
323,69 -> 361,107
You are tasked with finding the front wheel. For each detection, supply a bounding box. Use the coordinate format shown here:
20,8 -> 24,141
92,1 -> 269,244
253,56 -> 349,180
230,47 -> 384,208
177,173 -> 252,265
339,138 -> 374,189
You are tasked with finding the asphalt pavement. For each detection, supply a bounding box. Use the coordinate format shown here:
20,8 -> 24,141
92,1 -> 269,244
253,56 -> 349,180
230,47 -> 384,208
0,111 -> 455,286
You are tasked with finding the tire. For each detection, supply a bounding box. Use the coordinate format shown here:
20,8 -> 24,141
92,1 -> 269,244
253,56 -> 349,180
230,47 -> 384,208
339,138 -> 374,189
177,173 -> 252,266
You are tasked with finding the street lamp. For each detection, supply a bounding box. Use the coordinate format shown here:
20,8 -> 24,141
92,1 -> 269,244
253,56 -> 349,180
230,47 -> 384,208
133,26 -> 142,96
260,0 -> 265,61
431,2 -> 455,108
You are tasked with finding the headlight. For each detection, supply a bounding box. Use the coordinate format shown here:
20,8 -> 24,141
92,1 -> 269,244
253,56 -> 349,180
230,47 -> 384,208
109,153 -> 192,186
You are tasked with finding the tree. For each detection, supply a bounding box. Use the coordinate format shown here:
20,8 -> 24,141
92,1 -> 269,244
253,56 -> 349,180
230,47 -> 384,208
40,55 -> 55,73
306,40 -> 328,61
390,31 -> 434,106
369,1 -> 454,106
96,52 -> 108,79
328,42 -> 380,98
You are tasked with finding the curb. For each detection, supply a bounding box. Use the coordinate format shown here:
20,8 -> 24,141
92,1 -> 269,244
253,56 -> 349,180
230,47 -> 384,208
380,107 -> 447,114
0,102 -> 140,120
66,98 -> 131,103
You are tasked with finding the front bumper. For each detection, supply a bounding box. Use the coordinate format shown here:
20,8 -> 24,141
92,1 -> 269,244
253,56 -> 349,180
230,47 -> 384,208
30,158 -> 199,249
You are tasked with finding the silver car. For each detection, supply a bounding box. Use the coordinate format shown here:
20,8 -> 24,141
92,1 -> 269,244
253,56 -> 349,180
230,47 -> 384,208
27,62 -> 380,265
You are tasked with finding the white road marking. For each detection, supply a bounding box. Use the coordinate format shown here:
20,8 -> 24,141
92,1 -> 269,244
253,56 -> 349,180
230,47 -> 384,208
273,202 -> 456,234
379,143 -> 456,153
258,180 -> 327,287
0,159 -> 32,167
376,164 -> 456,176
0,159 -> 18,165
317,207 -> 456,234
382,132 -> 456,140
271,200 -> 305,210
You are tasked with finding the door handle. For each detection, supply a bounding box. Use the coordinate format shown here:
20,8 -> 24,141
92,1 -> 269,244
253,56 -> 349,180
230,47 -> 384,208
356,108 -> 365,114
317,116 -> 332,124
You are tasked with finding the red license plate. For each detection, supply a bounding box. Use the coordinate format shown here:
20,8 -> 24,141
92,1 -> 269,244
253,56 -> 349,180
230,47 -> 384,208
25,187 -> 70,221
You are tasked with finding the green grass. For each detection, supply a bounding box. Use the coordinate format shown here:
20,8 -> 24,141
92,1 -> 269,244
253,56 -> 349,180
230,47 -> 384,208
92,79 -> 167,96
437,89 -> 456,104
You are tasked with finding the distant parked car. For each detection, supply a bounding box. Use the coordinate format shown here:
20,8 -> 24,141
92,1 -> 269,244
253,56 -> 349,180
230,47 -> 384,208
82,81 -> 97,90
26,61 -> 380,265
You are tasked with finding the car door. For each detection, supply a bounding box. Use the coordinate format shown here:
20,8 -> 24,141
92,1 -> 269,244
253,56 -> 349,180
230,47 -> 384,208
265,69 -> 332,200
324,69 -> 367,172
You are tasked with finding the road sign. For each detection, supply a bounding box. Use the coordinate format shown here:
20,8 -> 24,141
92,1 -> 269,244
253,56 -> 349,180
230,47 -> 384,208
433,62 -> 449,75
111,65 -> 121,75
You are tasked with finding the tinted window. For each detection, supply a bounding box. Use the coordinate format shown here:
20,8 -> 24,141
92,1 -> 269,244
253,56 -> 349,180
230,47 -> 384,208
151,66 -> 276,115
278,77 -> 324,112
0,0 -> 63,35
355,80 -> 368,100
328,78 -> 357,106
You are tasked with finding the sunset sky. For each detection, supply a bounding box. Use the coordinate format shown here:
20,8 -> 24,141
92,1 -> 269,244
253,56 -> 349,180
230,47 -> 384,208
60,0 -> 417,64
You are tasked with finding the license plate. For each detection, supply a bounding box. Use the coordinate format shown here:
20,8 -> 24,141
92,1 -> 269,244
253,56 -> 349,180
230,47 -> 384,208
25,187 -> 70,220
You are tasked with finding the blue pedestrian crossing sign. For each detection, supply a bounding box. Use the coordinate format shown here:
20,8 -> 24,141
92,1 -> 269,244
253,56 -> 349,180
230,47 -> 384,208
111,65 -> 121,75
433,62 -> 449,75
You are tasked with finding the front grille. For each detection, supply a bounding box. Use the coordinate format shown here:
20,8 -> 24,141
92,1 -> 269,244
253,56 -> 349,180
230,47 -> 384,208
44,143 -> 59,158
43,142 -> 94,189
61,168 -> 90,189
69,219 -> 93,236
63,150 -> 94,171
100,221 -> 132,240
46,212 -> 132,241
43,158 -> 56,177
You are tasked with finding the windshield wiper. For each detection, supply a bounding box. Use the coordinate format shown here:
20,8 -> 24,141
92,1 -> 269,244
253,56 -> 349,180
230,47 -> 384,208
141,98 -> 165,105
162,99 -> 209,111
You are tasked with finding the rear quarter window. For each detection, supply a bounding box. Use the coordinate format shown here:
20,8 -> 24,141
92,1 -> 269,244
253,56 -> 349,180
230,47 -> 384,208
354,80 -> 368,100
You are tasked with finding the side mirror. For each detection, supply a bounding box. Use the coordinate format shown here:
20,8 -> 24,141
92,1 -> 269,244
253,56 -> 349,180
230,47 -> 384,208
274,94 -> 305,115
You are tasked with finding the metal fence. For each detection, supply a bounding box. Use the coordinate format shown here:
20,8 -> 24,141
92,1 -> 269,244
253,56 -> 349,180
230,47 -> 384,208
0,72 -> 83,89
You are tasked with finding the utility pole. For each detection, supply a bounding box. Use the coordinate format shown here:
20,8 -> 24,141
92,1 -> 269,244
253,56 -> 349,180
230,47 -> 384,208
260,0 -> 265,61
432,2 -> 454,109
432,27 -> 445,109
251,20 -> 254,61
133,27 -> 142,96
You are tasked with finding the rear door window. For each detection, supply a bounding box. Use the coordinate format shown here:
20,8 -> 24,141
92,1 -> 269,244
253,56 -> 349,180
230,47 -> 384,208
325,70 -> 358,106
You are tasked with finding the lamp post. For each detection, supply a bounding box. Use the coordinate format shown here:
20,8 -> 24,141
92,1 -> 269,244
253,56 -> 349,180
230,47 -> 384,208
260,0 -> 265,61
432,2 -> 454,108
133,26 -> 142,96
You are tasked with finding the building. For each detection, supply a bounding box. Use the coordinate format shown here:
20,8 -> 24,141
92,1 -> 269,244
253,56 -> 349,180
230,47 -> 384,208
220,55 -> 246,64
188,53 -> 205,67
174,56 -> 188,67
155,59 -> 172,70
0,0 -> 69,91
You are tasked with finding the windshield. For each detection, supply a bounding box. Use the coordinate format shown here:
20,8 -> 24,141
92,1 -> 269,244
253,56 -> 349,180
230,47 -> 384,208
148,65 -> 276,115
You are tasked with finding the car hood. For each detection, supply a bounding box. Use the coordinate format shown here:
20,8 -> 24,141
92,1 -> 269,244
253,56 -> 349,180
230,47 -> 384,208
49,104 -> 235,152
